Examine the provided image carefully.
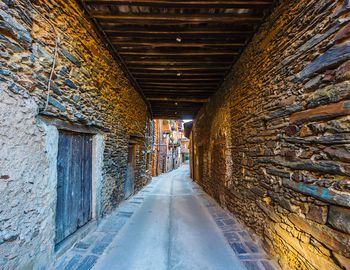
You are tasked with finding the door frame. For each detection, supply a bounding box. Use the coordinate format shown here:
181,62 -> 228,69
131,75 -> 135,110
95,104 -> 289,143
124,143 -> 137,199
38,116 -> 105,256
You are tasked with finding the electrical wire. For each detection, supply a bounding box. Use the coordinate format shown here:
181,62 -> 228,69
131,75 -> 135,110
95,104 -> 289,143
25,0 -> 60,112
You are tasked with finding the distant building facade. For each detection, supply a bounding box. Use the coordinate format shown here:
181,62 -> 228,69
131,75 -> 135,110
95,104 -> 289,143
152,120 -> 188,176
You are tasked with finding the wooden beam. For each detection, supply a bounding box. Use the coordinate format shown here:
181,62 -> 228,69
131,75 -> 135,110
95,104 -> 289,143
129,67 -> 229,71
126,60 -> 232,66
92,14 -> 264,24
140,82 -> 218,86
124,55 -> 236,61
111,38 -> 246,48
120,51 -> 240,56
111,37 -> 246,44
85,0 -> 274,8
105,30 -> 254,38
152,109 -> 201,112
143,90 -> 216,93
128,65 -> 231,69
100,24 -> 254,31
143,89 -> 216,92
133,71 -> 224,76
113,42 -> 246,48
147,95 -> 212,99
136,77 -> 221,83
148,97 -> 209,103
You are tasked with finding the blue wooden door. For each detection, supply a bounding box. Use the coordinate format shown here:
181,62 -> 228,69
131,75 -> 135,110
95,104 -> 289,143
55,131 -> 93,245
124,144 -> 135,199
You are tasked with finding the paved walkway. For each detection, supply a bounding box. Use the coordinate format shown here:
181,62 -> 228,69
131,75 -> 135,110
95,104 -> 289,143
55,165 -> 279,270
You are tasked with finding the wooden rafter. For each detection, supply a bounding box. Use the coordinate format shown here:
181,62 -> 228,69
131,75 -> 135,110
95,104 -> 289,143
79,0 -> 275,119
92,14 -> 264,24
84,0 -> 274,8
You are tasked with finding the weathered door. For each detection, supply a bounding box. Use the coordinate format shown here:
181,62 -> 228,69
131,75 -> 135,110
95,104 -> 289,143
55,131 -> 93,245
124,144 -> 136,199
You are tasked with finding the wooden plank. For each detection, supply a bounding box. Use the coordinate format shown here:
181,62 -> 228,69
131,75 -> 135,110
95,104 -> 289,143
113,42 -> 246,47
81,134 -> 93,226
124,55 -> 236,61
138,77 -> 223,81
133,72 -> 224,76
129,67 -> 230,71
151,109 -> 199,112
125,145 -> 135,198
101,25 -> 254,32
140,82 -> 219,86
105,30 -> 253,38
85,0 -> 274,8
125,60 -> 233,65
118,45 -> 241,52
120,51 -> 240,56
92,13 -> 264,24
143,87 -> 216,91
109,36 -> 247,41
71,135 -> 82,234
151,106 -> 202,109
55,132 -> 72,244
148,97 -> 209,102
132,63 -> 232,68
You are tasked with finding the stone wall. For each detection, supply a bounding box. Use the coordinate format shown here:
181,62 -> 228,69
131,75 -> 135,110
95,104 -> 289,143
0,0 -> 152,269
192,1 -> 350,269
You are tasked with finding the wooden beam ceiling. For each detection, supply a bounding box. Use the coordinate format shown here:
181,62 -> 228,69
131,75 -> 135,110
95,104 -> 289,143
85,0 -> 274,8
80,0 -> 275,119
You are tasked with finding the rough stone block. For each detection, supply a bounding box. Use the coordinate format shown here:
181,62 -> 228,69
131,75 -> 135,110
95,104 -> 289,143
243,261 -> 261,270
261,260 -> 277,270
288,213 -> 350,258
335,22 -> 350,42
0,10 -> 32,47
74,241 -> 91,250
64,79 -> 78,89
324,147 -> 350,163
75,255 -> 98,270
91,242 -> 109,255
335,60 -> 350,81
231,242 -> 248,254
333,252 -> 350,270
307,81 -> 350,108
328,206 -> 350,234
275,223 -> 342,270
256,200 -> 281,223
282,179 -> 350,208
63,255 -> 82,270
61,49 -> 82,67
48,96 -> 66,111
298,43 -> 350,80
290,101 -> 350,124
306,204 -> 328,224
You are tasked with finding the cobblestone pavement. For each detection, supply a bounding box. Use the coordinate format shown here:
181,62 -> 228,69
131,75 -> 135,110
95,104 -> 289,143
55,165 -> 279,270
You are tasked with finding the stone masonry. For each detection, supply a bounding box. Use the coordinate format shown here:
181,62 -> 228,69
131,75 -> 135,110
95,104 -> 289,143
192,1 -> 350,269
0,0 -> 152,269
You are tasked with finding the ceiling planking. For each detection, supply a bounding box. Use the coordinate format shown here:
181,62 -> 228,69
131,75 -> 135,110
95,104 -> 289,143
80,0 -> 275,119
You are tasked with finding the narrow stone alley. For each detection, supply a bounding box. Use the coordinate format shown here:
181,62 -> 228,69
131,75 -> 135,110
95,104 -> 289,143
2,1 -> 350,269
55,165 -> 278,270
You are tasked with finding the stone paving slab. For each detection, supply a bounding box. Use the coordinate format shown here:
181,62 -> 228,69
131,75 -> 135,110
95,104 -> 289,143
195,182 -> 280,270
54,193 -> 148,270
